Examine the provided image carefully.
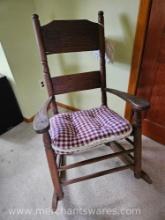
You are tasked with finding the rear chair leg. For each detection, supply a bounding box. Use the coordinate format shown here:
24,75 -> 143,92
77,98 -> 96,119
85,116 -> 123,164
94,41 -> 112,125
133,110 -> 142,178
43,133 -> 64,211
60,155 -> 66,180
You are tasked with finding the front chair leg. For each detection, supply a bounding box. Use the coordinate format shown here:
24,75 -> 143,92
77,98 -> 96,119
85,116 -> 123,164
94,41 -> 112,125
133,110 -> 142,178
52,191 -> 59,211
43,133 -> 64,211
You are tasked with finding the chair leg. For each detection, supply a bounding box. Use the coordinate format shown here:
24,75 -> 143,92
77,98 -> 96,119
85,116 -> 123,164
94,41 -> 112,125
133,110 -> 142,178
52,190 -> 59,212
56,154 -> 66,180
43,133 -> 64,211
60,155 -> 66,179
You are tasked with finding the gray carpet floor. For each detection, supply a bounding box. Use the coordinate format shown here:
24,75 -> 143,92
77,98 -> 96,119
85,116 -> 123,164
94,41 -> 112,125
0,122 -> 165,220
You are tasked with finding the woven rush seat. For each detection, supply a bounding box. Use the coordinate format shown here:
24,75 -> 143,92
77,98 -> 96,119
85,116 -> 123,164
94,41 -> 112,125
49,105 -> 132,154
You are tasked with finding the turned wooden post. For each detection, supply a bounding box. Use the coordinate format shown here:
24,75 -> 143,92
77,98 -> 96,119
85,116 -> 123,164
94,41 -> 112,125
98,11 -> 107,106
133,110 -> 142,178
32,14 -> 58,114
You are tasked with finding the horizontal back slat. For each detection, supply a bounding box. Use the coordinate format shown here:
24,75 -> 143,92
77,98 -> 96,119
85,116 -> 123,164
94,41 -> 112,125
41,20 -> 100,54
52,71 -> 101,94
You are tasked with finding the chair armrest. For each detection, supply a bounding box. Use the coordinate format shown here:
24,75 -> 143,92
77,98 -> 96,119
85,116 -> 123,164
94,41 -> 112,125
33,97 -> 53,134
105,88 -> 150,111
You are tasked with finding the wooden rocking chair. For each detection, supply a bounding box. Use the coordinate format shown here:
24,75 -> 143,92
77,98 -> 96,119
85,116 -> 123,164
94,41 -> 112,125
32,11 -> 152,211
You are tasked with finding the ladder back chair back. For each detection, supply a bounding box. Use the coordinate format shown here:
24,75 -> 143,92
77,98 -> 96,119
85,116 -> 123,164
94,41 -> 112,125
33,12 -> 106,114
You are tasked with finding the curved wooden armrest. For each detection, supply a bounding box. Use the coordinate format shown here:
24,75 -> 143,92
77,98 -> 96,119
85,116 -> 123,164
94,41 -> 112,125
105,88 -> 150,111
33,97 -> 53,134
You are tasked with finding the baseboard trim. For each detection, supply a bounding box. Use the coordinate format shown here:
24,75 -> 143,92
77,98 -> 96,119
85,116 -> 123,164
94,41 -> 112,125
56,102 -> 80,112
24,102 -> 79,123
23,116 -> 34,123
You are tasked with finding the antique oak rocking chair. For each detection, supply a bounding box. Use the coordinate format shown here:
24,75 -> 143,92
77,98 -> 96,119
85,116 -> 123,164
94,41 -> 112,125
32,11 -> 152,211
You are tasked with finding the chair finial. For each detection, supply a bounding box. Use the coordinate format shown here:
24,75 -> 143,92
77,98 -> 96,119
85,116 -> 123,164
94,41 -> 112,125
32,14 -> 39,20
98,11 -> 104,16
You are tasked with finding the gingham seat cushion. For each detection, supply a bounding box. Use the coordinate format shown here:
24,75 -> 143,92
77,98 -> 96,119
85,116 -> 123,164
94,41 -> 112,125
49,105 -> 132,154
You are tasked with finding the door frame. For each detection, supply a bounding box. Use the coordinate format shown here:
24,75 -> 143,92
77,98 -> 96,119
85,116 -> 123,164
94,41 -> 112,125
125,0 -> 152,120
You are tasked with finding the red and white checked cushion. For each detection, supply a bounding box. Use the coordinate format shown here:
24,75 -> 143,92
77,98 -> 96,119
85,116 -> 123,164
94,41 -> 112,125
49,106 -> 132,154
